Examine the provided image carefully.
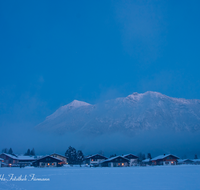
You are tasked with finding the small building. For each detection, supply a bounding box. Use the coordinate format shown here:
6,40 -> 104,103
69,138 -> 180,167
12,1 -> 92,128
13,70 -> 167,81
123,154 -> 138,166
192,159 -> 200,165
17,155 -> 36,167
84,154 -> 107,166
151,154 -> 179,166
141,158 -> 152,166
177,159 -> 194,165
32,155 -> 63,167
50,153 -> 67,164
0,153 -> 19,167
0,158 -> 4,167
99,156 -> 129,167
0,153 -> 37,167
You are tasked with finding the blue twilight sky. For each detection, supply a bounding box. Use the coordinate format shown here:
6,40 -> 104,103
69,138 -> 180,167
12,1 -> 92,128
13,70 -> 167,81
0,0 -> 200,126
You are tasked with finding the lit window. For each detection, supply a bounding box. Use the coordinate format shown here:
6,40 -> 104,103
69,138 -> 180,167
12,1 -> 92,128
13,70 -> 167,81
122,163 -> 124,166
48,163 -> 50,166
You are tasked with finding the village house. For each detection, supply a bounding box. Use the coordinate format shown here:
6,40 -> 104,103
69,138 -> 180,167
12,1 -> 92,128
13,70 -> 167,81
141,158 -> 152,166
0,153 -> 19,166
32,155 -> 63,167
151,154 -> 179,165
192,159 -> 200,165
0,158 -> 3,167
84,154 -> 108,166
17,155 -> 36,167
177,159 -> 194,165
99,156 -> 129,167
50,153 -> 67,164
123,154 -> 138,166
0,153 -> 38,167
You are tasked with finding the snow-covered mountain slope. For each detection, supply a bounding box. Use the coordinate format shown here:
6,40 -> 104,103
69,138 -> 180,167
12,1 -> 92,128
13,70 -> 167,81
35,91 -> 200,135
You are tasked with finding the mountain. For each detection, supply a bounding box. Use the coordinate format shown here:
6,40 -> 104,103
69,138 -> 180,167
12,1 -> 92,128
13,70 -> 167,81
35,91 -> 200,135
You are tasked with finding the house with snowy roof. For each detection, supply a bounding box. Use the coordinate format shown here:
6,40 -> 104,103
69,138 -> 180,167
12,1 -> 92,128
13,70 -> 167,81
141,158 -> 152,166
0,153 -> 19,166
123,154 -> 138,166
177,159 -> 194,165
32,155 -> 63,167
0,153 -> 37,167
84,154 -> 107,166
17,155 -> 36,167
50,153 -> 67,164
192,159 -> 200,165
99,156 -> 129,167
0,158 -> 4,167
151,154 -> 179,165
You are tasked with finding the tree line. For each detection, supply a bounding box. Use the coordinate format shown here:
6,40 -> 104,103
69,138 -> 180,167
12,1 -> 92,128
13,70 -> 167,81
1,148 -> 36,156
1,147 -> 199,161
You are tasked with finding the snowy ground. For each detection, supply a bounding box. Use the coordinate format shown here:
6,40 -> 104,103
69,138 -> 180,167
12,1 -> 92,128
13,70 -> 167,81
0,165 -> 200,190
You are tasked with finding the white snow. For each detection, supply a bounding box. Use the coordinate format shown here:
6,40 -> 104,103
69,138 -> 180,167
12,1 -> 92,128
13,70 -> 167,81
151,154 -> 179,161
126,91 -> 195,104
1,165 -> 200,190
46,100 -> 91,120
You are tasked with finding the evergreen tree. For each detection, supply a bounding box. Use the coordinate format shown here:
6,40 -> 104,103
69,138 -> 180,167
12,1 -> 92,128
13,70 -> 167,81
2,148 -> 8,153
30,148 -> 35,156
8,148 -> 13,155
147,153 -> 152,159
25,149 -> 31,156
142,154 -> 146,160
194,154 -> 198,159
138,152 -> 146,162
77,150 -> 84,165
65,146 -> 77,164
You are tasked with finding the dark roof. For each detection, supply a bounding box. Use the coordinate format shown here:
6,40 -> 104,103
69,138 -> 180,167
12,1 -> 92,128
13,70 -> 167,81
33,155 -> 62,162
100,156 -> 129,164
152,154 -> 180,161
123,154 -> 138,159
0,153 -> 18,159
84,154 -> 107,160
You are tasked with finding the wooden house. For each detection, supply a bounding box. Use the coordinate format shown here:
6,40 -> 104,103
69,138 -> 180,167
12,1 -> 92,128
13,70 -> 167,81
17,156 -> 36,167
0,158 -> 3,167
0,153 -> 37,167
151,154 -> 179,165
99,156 -> 129,167
177,159 -> 194,165
50,153 -> 67,164
123,154 -> 138,166
84,154 -> 107,166
141,158 -> 152,166
32,155 -> 63,167
0,153 -> 19,166
192,159 -> 200,165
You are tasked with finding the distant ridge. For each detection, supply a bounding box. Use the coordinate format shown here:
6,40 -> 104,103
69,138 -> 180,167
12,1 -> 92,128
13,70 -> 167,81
36,91 -> 200,135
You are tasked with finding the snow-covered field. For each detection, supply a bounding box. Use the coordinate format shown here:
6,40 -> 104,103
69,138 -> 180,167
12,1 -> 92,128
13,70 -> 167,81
0,165 -> 200,190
